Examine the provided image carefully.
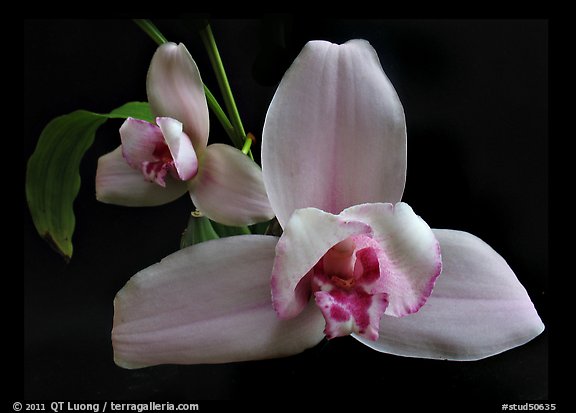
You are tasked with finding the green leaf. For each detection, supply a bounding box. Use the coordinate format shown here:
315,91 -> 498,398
180,213 -> 219,249
249,218 -> 276,235
26,102 -> 153,261
109,101 -> 154,123
210,221 -> 251,238
179,213 -> 254,249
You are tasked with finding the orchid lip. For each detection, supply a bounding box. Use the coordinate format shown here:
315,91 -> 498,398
312,235 -> 390,340
118,117 -> 198,188
271,202 -> 443,343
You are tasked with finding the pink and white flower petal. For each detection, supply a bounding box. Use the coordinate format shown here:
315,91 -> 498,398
156,117 -> 198,181
96,146 -> 188,206
119,118 -> 165,169
262,39 -> 407,227
341,202 -> 442,317
314,290 -> 388,341
147,42 -> 209,153
272,207 -> 372,319
112,235 -> 326,368
353,230 -> 545,361
188,144 -> 274,227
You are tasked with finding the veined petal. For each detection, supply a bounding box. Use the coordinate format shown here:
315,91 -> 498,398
272,208 -> 372,319
262,39 -> 407,227
112,235 -> 326,368
189,144 -> 274,226
353,229 -> 545,361
341,202 -> 442,317
96,146 -> 187,206
119,118 -> 165,169
147,42 -> 209,153
156,117 -> 198,181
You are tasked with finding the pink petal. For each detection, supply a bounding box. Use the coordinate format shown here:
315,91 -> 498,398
340,202 -> 442,317
147,42 -> 209,153
112,235 -> 326,368
156,117 -> 198,181
262,39 -> 407,227
353,229 -> 545,360
271,208 -> 372,319
119,118 -> 165,169
188,144 -> 275,226
96,146 -> 188,206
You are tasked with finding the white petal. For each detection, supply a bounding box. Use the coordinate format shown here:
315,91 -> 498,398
113,235 -> 325,368
189,144 -> 274,226
341,202 -> 441,317
147,43 -> 209,153
353,229 -> 544,360
156,117 -> 198,181
262,39 -> 406,227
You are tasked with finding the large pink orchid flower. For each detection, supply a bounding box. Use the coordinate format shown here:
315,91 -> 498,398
95,42 -> 273,226
111,40 -> 544,368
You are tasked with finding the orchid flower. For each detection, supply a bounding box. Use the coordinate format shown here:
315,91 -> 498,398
95,42 -> 273,226
111,40 -> 544,368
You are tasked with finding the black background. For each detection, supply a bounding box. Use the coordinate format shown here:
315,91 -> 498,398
24,19 -> 549,403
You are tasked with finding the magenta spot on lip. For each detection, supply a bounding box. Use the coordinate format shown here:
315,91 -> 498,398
139,141 -> 177,187
329,304 -> 350,322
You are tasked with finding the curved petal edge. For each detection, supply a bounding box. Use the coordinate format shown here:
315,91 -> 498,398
189,144 -> 275,226
262,39 -> 407,227
353,229 -> 544,361
112,235 -> 326,368
147,42 -> 209,153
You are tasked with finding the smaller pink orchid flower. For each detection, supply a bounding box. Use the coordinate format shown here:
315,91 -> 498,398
95,42 -> 274,226
111,40 -> 544,368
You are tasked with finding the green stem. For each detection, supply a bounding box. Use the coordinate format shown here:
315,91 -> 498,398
204,85 -> 236,144
241,133 -> 254,155
133,19 -> 167,46
133,19 -> 239,148
198,24 -> 249,151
